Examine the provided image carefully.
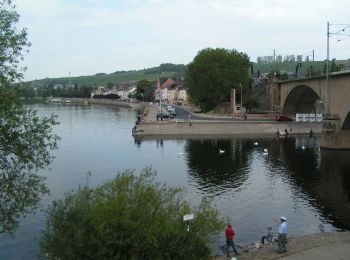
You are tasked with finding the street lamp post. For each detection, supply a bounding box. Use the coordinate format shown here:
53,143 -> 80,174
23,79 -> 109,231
240,83 -> 243,116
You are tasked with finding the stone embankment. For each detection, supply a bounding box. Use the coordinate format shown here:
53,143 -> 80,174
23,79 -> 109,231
214,231 -> 350,260
134,120 -> 321,136
60,98 -> 134,108
131,104 -> 322,136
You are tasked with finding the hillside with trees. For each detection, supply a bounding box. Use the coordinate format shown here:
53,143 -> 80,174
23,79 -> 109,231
25,63 -> 186,89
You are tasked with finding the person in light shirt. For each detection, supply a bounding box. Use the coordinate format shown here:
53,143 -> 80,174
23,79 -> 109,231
278,216 -> 287,253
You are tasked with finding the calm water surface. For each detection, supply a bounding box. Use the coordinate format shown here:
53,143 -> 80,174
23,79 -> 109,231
1,104 -> 349,259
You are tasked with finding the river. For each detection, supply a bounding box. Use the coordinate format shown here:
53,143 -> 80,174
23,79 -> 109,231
1,103 -> 349,259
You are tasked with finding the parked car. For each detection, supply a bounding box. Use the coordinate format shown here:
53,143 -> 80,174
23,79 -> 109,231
156,112 -> 174,119
275,115 -> 293,121
168,109 -> 176,116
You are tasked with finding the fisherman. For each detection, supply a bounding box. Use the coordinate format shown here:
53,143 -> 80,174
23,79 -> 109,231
309,129 -> 313,137
261,226 -> 273,245
278,216 -> 287,253
225,223 -> 239,257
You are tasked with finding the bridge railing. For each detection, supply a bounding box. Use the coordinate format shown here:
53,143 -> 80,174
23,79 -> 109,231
233,113 -> 281,119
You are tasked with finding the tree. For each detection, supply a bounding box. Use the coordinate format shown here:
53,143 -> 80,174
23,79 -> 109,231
135,79 -> 155,102
185,48 -> 250,112
243,96 -> 260,112
0,0 -> 60,234
39,168 -> 224,259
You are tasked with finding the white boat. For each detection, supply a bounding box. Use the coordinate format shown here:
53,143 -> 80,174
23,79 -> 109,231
64,99 -> 72,103
51,98 -> 62,103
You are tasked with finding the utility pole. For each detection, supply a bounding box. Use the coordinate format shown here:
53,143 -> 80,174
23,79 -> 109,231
326,21 -> 330,116
325,22 -> 350,116
312,50 -> 314,62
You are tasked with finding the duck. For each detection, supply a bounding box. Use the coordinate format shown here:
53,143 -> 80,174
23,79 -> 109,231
254,142 -> 258,146
263,148 -> 268,155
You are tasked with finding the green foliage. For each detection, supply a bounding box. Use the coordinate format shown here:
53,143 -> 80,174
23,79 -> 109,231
0,0 -> 31,86
23,63 -> 184,91
185,48 -> 250,112
134,79 -> 155,102
0,0 -> 60,234
0,88 -> 60,234
243,96 -> 260,112
143,63 -> 186,75
40,168 -> 224,259
93,93 -> 120,99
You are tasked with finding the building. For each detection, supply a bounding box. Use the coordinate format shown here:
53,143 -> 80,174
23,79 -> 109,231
155,77 -> 187,104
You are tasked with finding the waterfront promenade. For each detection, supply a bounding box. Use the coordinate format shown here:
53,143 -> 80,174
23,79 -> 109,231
214,231 -> 350,260
135,104 -> 322,136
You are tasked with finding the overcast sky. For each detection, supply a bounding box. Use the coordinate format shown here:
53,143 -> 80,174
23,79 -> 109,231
15,0 -> 350,81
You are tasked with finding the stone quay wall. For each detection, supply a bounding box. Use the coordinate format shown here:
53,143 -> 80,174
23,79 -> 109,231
134,120 -> 322,136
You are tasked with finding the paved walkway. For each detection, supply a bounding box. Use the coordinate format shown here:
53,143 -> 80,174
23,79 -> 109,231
281,241 -> 350,260
214,232 -> 350,260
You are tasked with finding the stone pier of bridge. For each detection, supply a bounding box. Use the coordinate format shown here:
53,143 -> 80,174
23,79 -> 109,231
269,71 -> 350,150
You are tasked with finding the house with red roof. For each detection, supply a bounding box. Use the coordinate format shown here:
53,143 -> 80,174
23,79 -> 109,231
155,77 -> 187,104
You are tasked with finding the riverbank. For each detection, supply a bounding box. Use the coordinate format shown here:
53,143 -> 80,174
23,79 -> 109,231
50,97 -> 135,108
133,104 -> 322,136
134,120 -> 321,136
214,231 -> 350,259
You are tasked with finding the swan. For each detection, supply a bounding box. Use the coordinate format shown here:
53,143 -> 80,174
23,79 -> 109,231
301,146 -> 306,150
254,142 -> 258,146
263,148 -> 268,155
219,149 -> 225,154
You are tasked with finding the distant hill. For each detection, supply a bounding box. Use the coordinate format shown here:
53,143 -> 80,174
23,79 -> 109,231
25,63 -> 187,88
24,59 -> 350,88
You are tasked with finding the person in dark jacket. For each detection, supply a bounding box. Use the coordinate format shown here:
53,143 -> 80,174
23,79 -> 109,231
225,223 -> 239,257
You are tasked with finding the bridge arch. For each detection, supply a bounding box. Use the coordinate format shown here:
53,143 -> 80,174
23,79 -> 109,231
342,111 -> 350,130
282,85 -> 323,115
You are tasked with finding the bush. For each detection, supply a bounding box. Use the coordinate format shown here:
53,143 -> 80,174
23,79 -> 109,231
39,168 -> 224,259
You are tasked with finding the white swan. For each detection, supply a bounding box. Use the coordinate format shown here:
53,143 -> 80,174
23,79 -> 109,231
219,149 -> 225,154
254,142 -> 258,146
301,146 -> 306,150
263,148 -> 268,155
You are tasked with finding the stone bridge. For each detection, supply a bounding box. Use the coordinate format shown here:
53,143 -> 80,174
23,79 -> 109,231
269,71 -> 350,149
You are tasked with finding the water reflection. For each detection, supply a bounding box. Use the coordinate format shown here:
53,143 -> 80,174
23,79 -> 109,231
185,138 -> 251,194
319,149 -> 350,230
134,135 -> 350,233
0,171 -> 48,235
